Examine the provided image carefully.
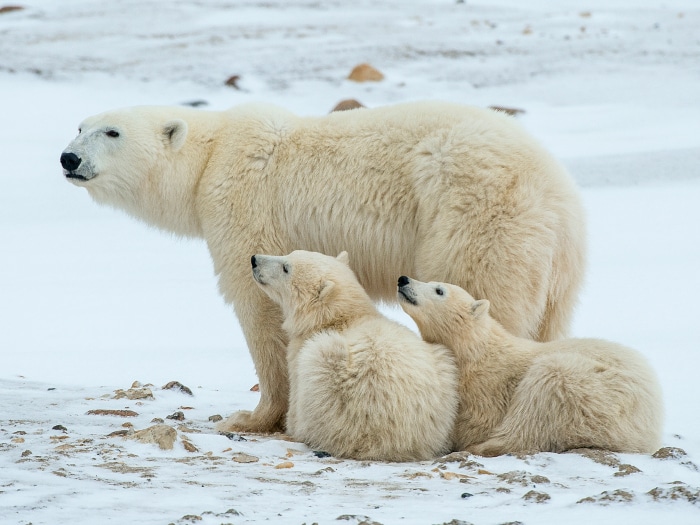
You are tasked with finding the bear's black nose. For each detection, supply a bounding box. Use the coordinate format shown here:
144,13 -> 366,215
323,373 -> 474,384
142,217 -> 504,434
60,152 -> 82,171
398,275 -> 410,287
251,255 -> 257,268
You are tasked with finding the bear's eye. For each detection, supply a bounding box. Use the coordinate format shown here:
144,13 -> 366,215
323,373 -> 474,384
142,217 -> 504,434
435,287 -> 444,296
282,263 -> 289,274
105,130 -> 120,138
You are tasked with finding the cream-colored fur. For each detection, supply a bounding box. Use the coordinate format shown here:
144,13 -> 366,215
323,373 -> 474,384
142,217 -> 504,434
398,277 -> 664,456
61,101 -> 586,433
251,250 -> 458,461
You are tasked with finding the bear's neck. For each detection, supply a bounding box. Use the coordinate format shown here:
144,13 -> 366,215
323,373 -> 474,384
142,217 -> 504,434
285,297 -> 379,342
441,317 -> 521,366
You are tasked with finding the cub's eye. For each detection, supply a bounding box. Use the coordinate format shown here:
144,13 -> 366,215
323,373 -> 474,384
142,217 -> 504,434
282,264 -> 289,274
435,287 -> 444,296
105,130 -> 120,138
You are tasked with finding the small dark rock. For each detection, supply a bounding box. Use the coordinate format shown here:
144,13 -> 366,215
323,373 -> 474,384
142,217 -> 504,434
460,492 -> 474,499
21,450 -> 32,457
52,425 -> 68,432
162,381 -> 193,396
208,414 -> 223,423
166,411 -> 185,421
313,450 -> 332,458
0,6 -> 24,15
225,75 -> 242,89
220,432 -> 247,442
181,100 -> 208,107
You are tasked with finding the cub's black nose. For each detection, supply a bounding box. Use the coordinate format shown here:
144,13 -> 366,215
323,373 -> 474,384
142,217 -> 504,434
251,255 -> 257,268
398,275 -> 410,287
60,152 -> 82,171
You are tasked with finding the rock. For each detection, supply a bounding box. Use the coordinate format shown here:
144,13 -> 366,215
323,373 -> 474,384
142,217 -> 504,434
220,432 -> 247,442
127,424 -> 177,450
522,490 -> 551,503
614,463 -> 642,477
488,105 -> 526,116
653,446 -> 687,460
114,387 -> 154,400
182,439 -> 198,453
224,75 -> 241,89
578,489 -> 635,504
347,63 -> 384,82
208,414 -> 223,423
21,450 -> 32,457
162,381 -> 193,396
0,6 -> 24,15
647,482 -> 700,504
497,471 -> 550,486
107,429 -> 131,438
313,450 -> 332,458
330,99 -> 365,112
52,425 -> 68,432
87,409 -> 139,417
275,461 -> 294,469
166,411 -> 185,421
232,452 -> 259,463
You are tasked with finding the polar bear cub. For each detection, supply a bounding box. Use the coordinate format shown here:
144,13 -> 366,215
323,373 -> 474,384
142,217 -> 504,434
398,276 -> 664,456
251,250 -> 458,461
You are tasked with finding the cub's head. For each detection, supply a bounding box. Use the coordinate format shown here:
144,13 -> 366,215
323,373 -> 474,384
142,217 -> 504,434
252,250 -> 373,336
397,275 -> 491,344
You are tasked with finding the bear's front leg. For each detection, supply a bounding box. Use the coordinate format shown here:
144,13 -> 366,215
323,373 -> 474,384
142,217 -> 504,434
216,288 -> 289,433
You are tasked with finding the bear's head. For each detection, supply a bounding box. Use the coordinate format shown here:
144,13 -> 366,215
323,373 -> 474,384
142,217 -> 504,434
397,275 -> 491,345
251,250 -> 375,337
59,106 -> 201,236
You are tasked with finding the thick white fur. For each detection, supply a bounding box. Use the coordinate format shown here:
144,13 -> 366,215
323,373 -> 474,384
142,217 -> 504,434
251,250 -> 458,461
398,277 -> 664,456
61,101 -> 585,432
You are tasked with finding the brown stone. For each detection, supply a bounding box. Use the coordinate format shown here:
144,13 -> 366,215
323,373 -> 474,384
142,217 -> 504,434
331,99 -> 366,113
87,409 -> 138,417
127,424 -> 177,450
348,63 -> 384,82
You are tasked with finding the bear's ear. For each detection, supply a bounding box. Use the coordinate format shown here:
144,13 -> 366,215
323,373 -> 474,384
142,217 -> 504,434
471,299 -> 490,319
163,119 -> 188,151
318,280 -> 336,300
336,251 -> 350,266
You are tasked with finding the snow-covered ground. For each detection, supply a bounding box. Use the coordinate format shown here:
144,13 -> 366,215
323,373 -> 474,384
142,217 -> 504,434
1,1 -> 699,523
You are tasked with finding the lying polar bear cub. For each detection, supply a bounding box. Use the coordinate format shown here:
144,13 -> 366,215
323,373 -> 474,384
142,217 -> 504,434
251,250 -> 458,461
398,276 -> 664,456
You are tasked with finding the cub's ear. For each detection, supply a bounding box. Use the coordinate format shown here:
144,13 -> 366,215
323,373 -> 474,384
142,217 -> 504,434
318,280 -> 336,300
163,119 -> 188,151
471,299 -> 490,319
336,251 -> 350,266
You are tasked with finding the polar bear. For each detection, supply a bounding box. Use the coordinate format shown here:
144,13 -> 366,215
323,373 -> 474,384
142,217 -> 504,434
251,250 -> 458,461
398,276 -> 664,456
60,101 -> 586,433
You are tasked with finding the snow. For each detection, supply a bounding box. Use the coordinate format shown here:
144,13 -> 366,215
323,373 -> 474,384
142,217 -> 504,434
1,1 -> 700,523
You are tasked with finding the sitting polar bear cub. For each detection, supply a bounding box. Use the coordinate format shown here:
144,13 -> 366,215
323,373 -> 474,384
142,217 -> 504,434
251,250 -> 458,461
398,276 -> 664,456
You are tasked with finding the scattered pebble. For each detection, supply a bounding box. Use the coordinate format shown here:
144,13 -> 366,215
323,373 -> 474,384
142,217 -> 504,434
232,452 -> 259,464
275,461 -> 294,469
208,414 -> 223,423
87,409 -> 138,417
52,425 -> 68,432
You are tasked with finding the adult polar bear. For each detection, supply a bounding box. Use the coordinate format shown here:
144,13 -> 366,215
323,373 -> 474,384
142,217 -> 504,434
60,101 -> 586,433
